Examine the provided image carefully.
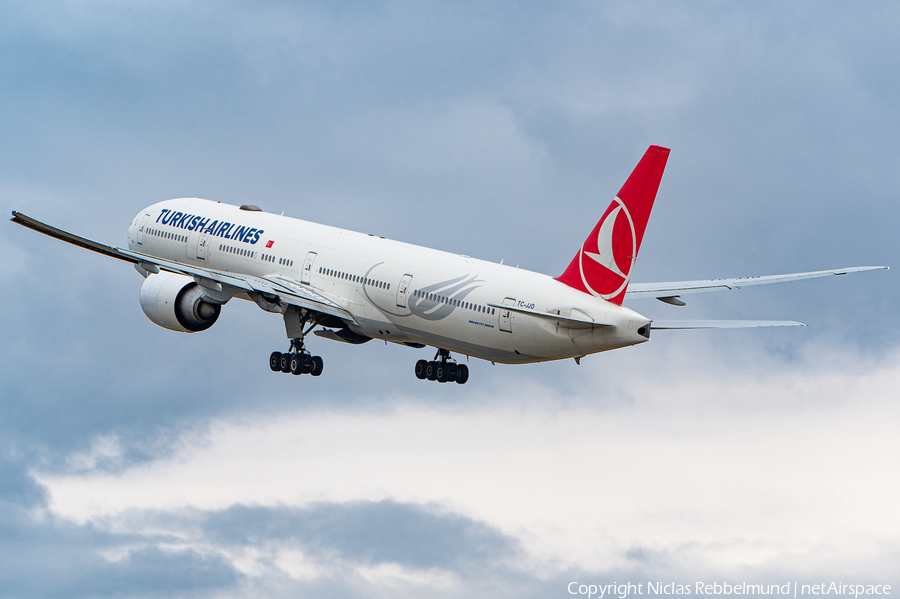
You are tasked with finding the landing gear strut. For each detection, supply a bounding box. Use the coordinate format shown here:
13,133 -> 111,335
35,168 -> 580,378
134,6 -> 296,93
415,348 -> 468,384
270,310 -> 324,377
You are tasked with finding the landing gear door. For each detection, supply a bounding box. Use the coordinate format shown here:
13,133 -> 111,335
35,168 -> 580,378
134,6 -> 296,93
396,274 -> 413,308
301,251 -> 317,284
499,297 -> 515,333
136,214 -> 150,245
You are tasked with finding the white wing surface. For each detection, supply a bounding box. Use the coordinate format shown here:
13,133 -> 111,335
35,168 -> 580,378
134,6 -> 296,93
626,266 -> 888,303
10,211 -> 356,323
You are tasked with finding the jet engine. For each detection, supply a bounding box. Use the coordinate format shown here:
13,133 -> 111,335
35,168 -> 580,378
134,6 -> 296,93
140,272 -> 222,333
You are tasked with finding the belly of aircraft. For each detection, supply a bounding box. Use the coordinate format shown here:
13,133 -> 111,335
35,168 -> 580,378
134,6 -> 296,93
386,313 -> 635,365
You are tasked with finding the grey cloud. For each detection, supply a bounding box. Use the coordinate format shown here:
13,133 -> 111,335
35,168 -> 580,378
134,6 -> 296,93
0,460 -> 241,598
0,458 -> 47,509
1,457 -> 897,598
0,463 -> 519,598
0,540 -> 240,599
77,547 -> 241,598
197,500 -> 517,571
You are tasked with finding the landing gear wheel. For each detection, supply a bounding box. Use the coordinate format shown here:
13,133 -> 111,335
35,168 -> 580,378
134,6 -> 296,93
415,360 -> 428,380
270,352 -> 283,372
270,312 -> 325,378
289,354 -> 305,375
310,356 -> 324,377
455,364 -> 469,385
417,349 -> 469,384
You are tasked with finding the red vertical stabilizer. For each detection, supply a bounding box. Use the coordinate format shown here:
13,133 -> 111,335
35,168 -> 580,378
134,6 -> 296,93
556,145 -> 670,305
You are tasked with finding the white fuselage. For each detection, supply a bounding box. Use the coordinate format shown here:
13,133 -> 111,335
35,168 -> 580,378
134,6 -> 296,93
128,198 -> 651,364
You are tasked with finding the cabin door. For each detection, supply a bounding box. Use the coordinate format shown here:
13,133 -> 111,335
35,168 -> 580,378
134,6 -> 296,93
136,214 -> 150,245
499,297 -> 515,333
396,274 -> 413,308
301,252 -> 317,284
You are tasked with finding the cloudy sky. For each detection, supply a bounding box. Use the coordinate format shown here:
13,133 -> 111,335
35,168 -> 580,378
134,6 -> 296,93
1,1 -> 898,597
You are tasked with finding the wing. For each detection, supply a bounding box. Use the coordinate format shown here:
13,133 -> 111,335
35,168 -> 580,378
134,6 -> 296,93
650,319 -> 806,330
626,266 -> 888,304
10,210 -> 356,324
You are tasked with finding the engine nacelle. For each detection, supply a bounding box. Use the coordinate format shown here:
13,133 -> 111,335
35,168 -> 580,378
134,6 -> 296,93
140,272 -> 222,333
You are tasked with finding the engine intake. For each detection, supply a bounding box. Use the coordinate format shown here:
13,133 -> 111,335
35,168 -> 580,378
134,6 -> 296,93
140,272 -> 222,333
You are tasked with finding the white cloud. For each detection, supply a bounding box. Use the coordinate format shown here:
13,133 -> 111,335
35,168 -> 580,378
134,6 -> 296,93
355,562 -> 460,591
272,548 -> 328,582
36,341 -> 900,580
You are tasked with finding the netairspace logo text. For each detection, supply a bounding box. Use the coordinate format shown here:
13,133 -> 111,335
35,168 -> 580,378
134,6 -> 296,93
567,582 -> 892,599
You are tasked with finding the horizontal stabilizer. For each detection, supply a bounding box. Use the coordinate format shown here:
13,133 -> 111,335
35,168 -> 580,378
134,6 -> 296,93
651,319 -> 806,330
627,266 -> 888,300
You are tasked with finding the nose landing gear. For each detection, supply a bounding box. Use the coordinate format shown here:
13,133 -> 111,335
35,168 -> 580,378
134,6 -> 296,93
415,348 -> 468,384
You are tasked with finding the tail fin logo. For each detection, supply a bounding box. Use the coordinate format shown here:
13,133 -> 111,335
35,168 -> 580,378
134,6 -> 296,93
556,145 -> 669,304
579,197 -> 636,299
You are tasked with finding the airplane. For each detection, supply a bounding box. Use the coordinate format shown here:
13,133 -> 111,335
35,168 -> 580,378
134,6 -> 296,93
10,145 -> 887,384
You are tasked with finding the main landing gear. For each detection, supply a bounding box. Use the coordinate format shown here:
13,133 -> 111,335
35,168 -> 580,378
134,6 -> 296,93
270,316 -> 324,377
415,348 -> 469,384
